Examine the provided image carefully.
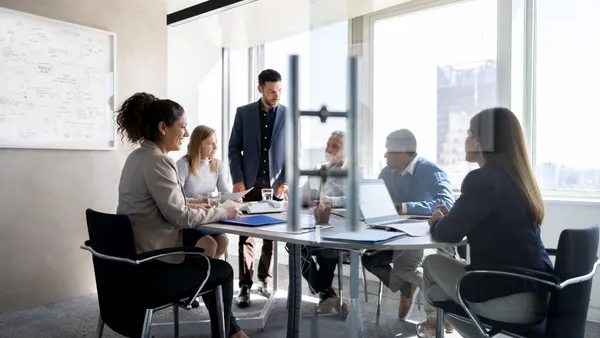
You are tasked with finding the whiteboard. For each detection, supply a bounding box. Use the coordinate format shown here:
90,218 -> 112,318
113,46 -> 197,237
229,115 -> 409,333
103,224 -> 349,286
0,7 -> 116,150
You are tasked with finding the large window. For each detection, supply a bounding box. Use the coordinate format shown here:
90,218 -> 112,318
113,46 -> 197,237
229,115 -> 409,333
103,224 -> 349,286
535,0 -> 600,193
265,21 -> 349,170
371,0 -> 497,188
229,49 -> 250,124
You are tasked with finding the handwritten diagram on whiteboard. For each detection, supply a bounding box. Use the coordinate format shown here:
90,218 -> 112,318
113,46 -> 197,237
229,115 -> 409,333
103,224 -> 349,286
0,7 -> 115,150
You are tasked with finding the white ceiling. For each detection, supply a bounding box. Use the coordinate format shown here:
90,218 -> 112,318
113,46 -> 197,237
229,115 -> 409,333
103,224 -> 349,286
167,0 -> 413,48
167,0 -> 210,14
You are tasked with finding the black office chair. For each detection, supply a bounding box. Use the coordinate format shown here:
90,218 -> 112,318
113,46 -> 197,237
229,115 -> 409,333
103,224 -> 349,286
81,208 -> 226,338
433,225 -> 600,338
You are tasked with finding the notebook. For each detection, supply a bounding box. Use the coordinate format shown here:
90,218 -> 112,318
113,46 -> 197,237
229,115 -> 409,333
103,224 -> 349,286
321,229 -> 405,244
220,215 -> 287,227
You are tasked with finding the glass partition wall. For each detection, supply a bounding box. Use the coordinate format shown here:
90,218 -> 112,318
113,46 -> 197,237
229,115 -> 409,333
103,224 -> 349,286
213,0 -> 600,336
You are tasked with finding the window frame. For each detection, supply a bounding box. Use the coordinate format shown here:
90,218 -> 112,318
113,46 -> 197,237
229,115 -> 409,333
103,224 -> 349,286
360,0 -> 600,199
225,0 -> 600,200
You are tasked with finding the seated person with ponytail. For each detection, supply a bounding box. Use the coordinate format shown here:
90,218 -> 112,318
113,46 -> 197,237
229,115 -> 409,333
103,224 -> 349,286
417,107 -> 553,338
115,93 -> 248,338
176,125 -> 235,259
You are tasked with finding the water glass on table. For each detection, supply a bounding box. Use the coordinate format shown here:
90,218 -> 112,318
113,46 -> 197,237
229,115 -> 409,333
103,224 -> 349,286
206,191 -> 221,208
312,196 -> 333,225
261,188 -> 274,201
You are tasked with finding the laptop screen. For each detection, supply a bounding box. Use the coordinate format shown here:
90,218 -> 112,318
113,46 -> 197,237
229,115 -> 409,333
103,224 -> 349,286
358,179 -> 401,223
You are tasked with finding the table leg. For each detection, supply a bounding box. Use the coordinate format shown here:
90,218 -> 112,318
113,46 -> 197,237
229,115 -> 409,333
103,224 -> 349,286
286,243 -> 302,338
349,251 -> 364,338
273,241 -> 278,291
436,308 -> 445,338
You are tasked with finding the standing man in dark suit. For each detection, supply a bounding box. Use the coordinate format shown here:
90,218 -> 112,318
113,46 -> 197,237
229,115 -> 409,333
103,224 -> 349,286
228,69 -> 287,307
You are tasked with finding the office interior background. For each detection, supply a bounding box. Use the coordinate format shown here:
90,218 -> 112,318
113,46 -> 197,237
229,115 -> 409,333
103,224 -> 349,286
0,0 -> 599,335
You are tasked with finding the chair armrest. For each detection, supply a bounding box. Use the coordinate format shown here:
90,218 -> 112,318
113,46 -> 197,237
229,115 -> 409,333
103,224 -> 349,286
136,247 -> 205,263
465,265 -> 560,287
80,242 -> 207,265
455,261 -> 600,337
453,265 -> 561,338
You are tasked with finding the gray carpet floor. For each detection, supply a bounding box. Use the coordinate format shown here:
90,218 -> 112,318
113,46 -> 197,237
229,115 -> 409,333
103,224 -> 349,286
1,263 -> 600,338
1,241 -> 600,337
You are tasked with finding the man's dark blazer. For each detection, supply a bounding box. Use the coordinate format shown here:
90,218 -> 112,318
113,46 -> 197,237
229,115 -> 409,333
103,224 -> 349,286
228,100 -> 286,192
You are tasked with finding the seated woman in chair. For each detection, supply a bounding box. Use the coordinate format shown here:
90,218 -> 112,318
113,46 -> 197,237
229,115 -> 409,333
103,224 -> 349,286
417,107 -> 553,338
115,92 -> 248,338
176,125 -> 235,259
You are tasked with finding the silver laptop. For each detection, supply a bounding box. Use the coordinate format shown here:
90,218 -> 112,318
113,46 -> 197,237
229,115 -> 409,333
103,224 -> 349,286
358,179 -> 409,228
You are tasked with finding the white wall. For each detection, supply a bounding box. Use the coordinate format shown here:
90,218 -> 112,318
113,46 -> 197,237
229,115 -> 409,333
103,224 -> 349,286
167,23 -> 223,161
0,0 -> 167,313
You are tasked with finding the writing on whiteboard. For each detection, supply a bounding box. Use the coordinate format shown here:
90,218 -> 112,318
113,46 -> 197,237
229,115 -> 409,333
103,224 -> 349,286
0,9 -> 114,149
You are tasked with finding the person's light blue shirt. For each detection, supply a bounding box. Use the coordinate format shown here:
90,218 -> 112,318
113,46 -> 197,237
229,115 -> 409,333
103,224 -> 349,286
378,157 -> 455,215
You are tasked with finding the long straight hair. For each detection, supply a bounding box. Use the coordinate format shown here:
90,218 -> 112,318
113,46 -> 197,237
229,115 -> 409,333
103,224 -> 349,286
470,107 -> 544,225
187,125 -> 217,175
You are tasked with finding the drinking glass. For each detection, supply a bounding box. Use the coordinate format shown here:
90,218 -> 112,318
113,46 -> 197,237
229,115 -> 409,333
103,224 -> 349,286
261,188 -> 274,201
206,191 -> 221,208
312,196 -> 333,225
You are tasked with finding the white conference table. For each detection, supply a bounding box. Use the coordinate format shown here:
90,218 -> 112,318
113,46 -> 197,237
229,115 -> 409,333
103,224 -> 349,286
151,211 -> 466,338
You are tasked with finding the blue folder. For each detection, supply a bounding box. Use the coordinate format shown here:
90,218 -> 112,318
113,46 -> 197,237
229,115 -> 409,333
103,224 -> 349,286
220,215 -> 287,227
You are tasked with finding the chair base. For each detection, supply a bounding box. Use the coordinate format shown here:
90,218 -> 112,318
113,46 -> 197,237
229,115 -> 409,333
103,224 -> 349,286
96,317 -> 104,338
150,289 -> 283,336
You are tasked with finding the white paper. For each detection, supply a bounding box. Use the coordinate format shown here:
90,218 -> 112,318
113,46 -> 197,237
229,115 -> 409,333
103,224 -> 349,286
386,221 -> 431,237
220,200 -> 245,208
260,224 -> 333,234
322,229 -> 404,243
221,187 -> 254,202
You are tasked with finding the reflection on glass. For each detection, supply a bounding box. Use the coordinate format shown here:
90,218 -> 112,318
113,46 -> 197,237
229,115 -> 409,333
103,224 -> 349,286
373,0 -> 497,188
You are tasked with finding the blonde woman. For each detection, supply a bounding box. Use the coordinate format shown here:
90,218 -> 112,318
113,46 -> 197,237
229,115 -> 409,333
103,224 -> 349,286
176,125 -> 233,259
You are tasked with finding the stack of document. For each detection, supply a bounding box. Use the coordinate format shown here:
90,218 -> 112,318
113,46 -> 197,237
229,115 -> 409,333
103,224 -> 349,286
261,224 -> 333,235
322,229 -> 405,244
369,220 -> 431,237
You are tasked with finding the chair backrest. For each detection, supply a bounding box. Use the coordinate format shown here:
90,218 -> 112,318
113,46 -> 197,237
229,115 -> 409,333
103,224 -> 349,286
85,208 -> 138,259
85,208 -> 146,337
546,225 -> 599,338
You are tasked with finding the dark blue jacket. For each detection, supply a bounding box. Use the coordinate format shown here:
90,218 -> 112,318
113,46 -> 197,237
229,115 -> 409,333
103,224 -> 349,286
228,101 -> 286,191
431,163 -> 553,302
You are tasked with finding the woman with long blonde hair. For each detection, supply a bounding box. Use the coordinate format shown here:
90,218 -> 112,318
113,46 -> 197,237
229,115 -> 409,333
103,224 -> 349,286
176,125 -> 233,259
417,107 -> 553,338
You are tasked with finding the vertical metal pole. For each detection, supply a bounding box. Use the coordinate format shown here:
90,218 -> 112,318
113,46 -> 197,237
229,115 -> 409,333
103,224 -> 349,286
338,252 -> 344,316
524,0 -> 537,166
215,285 -> 226,338
221,48 -> 231,164
247,47 -> 255,102
497,0 -> 512,109
286,54 -> 301,338
346,56 -> 360,232
287,54 -> 301,233
436,308 -> 445,338
273,240 -> 278,291
172,305 -> 179,337
347,56 -> 363,338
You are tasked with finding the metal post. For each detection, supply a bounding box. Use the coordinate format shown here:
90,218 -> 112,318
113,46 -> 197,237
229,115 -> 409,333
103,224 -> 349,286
436,308 -> 445,338
286,54 -> 302,338
524,0 -> 537,166
284,53 -> 362,338
221,48 -> 231,163
346,56 -> 360,232
215,285 -> 226,338
287,54 -> 301,233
